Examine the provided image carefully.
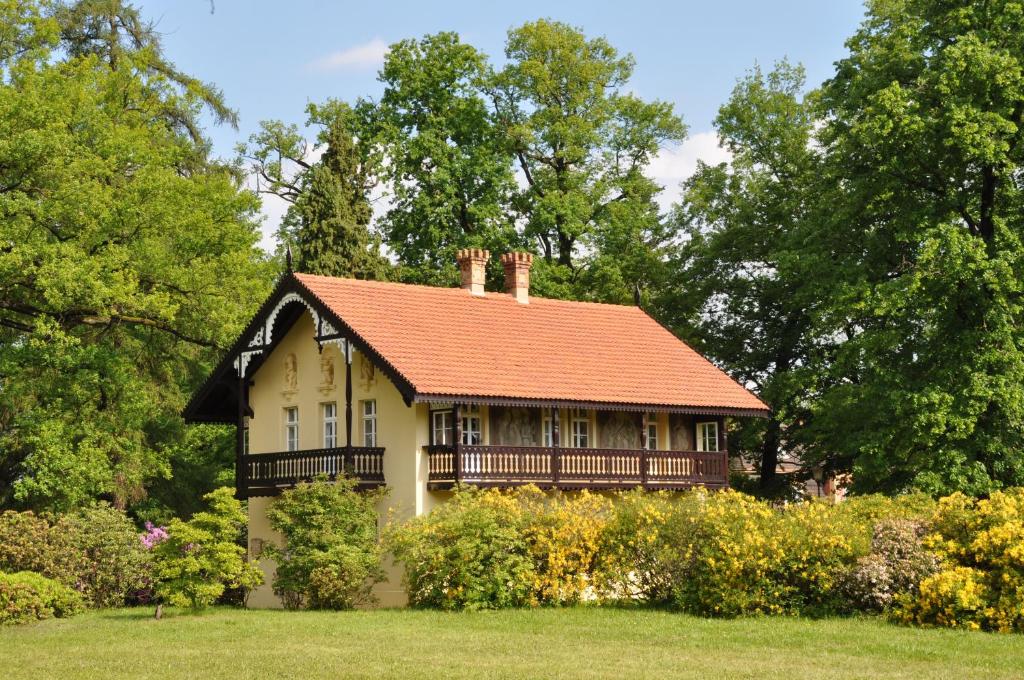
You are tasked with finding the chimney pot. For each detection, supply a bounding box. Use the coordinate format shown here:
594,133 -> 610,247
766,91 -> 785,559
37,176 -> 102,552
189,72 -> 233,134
455,248 -> 490,296
501,251 -> 534,304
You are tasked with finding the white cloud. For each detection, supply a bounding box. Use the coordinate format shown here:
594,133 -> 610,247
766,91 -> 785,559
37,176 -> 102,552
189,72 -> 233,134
305,38 -> 388,73
648,131 -> 732,211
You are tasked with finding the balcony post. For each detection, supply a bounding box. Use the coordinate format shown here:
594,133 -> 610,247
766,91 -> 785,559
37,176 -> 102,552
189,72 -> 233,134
235,370 -> 247,500
719,415 -> 729,488
345,340 -> 353,474
551,406 -> 560,486
640,412 -> 648,489
453,403 -> 462,483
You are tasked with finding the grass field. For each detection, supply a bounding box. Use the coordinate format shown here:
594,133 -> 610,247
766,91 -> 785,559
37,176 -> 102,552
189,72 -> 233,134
2,607 -> 1021,679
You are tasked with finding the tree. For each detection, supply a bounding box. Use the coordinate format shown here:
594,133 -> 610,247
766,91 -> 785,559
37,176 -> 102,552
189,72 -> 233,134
0,0 -> 273,511
372,32 -> 520,286
668,62 -> 821,494
242,101 -> 390,279
492,19 -> 686,298
807,0 -> 1024,495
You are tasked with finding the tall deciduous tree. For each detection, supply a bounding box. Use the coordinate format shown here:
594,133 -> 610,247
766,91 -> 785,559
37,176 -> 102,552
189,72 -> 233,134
0,0 -> 272,511
492,19 -> 686,298
667,62 -> 821,494
373,32 -> 520,287
807,0 -> 1024,495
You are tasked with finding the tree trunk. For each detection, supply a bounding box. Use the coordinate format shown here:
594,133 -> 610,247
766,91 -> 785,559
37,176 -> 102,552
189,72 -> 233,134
758,416 -> 781,490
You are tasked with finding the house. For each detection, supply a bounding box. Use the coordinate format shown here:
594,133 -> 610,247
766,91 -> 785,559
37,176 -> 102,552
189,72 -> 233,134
184,249 -> 770,606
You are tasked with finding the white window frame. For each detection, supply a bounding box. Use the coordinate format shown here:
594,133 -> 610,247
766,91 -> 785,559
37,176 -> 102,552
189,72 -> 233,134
432,410 -> 453,445
462,404 -> 482,445
362,399 -> 377,447
571,408 -> 590,448
542,412 -> 556,447
646,413 -> 658,450
697,421 -> 719,452
284,406 -> 299,452
322,402 -> 337,449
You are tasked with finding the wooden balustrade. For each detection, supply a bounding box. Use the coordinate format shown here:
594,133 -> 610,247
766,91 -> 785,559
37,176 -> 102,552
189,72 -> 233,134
426,445 -> 727,490
244,447 -> 385,497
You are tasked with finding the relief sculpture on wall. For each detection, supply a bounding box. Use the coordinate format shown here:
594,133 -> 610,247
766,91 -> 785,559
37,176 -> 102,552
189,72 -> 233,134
282,352 -> 298,401
670,413 -> 694,451
319,349 -> 336,395
360,353 -> 377,391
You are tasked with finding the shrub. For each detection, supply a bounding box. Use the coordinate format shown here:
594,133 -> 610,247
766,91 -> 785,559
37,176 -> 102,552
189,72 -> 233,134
151,487 -> 262,609
0,511 -> 87,587
0,571 -> 84,624
896,490 -> 1024,632
839,519 -> 939,613
265,476 -> 385,610
519,488 -> 610,605
595,489 -> 677,603
385,486 -> 535,610
0,505 -> 152,608
56,505 -> 152,608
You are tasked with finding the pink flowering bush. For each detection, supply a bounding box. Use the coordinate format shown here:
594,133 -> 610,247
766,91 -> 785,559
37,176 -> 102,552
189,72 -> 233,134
140,522 -> 169,550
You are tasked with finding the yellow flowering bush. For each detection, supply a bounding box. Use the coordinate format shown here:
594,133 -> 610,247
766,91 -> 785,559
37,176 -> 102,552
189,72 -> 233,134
896,489 -> 1024,632
518,488 -> 611,605
385,485 -> 610,609
594,489 -> 677,603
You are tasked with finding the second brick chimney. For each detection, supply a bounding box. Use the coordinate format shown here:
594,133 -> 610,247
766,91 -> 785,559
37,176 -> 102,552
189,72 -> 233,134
501,252 -> 534,304
456,248 -> 490,296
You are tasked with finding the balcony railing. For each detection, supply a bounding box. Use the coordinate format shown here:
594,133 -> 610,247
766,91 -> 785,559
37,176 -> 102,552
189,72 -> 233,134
426,444 -> 728,490
243,447 -> 385,497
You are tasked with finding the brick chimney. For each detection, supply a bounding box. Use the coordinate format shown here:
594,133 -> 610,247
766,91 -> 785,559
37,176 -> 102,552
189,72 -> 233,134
456,248 -> 490,296
501,252 -> 534,304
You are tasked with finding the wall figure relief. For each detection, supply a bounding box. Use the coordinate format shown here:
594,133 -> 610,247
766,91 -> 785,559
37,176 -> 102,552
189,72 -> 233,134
283,352 -> 298,394
319,349 -> 336,395
360,353 -> 377,391
669,413 -> 694,451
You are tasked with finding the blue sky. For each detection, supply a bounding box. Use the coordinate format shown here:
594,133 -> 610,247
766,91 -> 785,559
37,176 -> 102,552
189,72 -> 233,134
136,0 -> 867,247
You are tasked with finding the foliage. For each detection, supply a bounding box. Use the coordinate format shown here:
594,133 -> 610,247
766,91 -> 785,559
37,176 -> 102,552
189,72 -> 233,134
242,101 -> 390,279
668,61 -> 821,492
56,504 -> 152,608
517,488 -> 611,605
594,489 -> 677,603
385,486 -> 535,610
803,0 -> 1024,495
0,505 -> 151,608
0,0 -> 272,512
897,489 -> 1024,632
264,476 -> 385,610
151,487 -> 261,609
839,519 -> 939,613
0,510 -> 88,587
0,570 -> 83,624
372,32 -> 520,287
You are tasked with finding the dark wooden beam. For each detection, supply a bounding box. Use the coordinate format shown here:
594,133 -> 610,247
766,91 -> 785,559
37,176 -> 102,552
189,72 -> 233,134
453,403 -> 462,484
345,341 -> 353,473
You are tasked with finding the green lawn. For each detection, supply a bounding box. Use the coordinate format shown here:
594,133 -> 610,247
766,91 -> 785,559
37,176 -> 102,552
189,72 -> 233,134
2,607 -> 1021,679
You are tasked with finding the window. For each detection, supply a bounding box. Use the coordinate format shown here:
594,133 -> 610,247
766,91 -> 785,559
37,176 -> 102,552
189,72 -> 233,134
362,400 -> 377,447
243,417 -> 250,455
697,421 -> 719,452
646,413 -> 658,450
543,411 -> 558,447
284,407 -> 299,452
322,402 -> 337,448
462,404 -> 482,445
432,410 -> 452,445
571,408 -> 590,448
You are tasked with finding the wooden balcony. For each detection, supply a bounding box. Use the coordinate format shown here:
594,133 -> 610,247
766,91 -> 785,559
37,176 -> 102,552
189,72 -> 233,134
242,447 -> 385,497
426,444 -> 728,491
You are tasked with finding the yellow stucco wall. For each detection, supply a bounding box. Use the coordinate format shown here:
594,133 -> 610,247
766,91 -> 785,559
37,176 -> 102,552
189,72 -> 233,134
245,311 -> 425,608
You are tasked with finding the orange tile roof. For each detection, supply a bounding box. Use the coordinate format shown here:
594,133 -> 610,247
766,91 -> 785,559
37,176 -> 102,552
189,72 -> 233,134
295,273 -> 769,415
